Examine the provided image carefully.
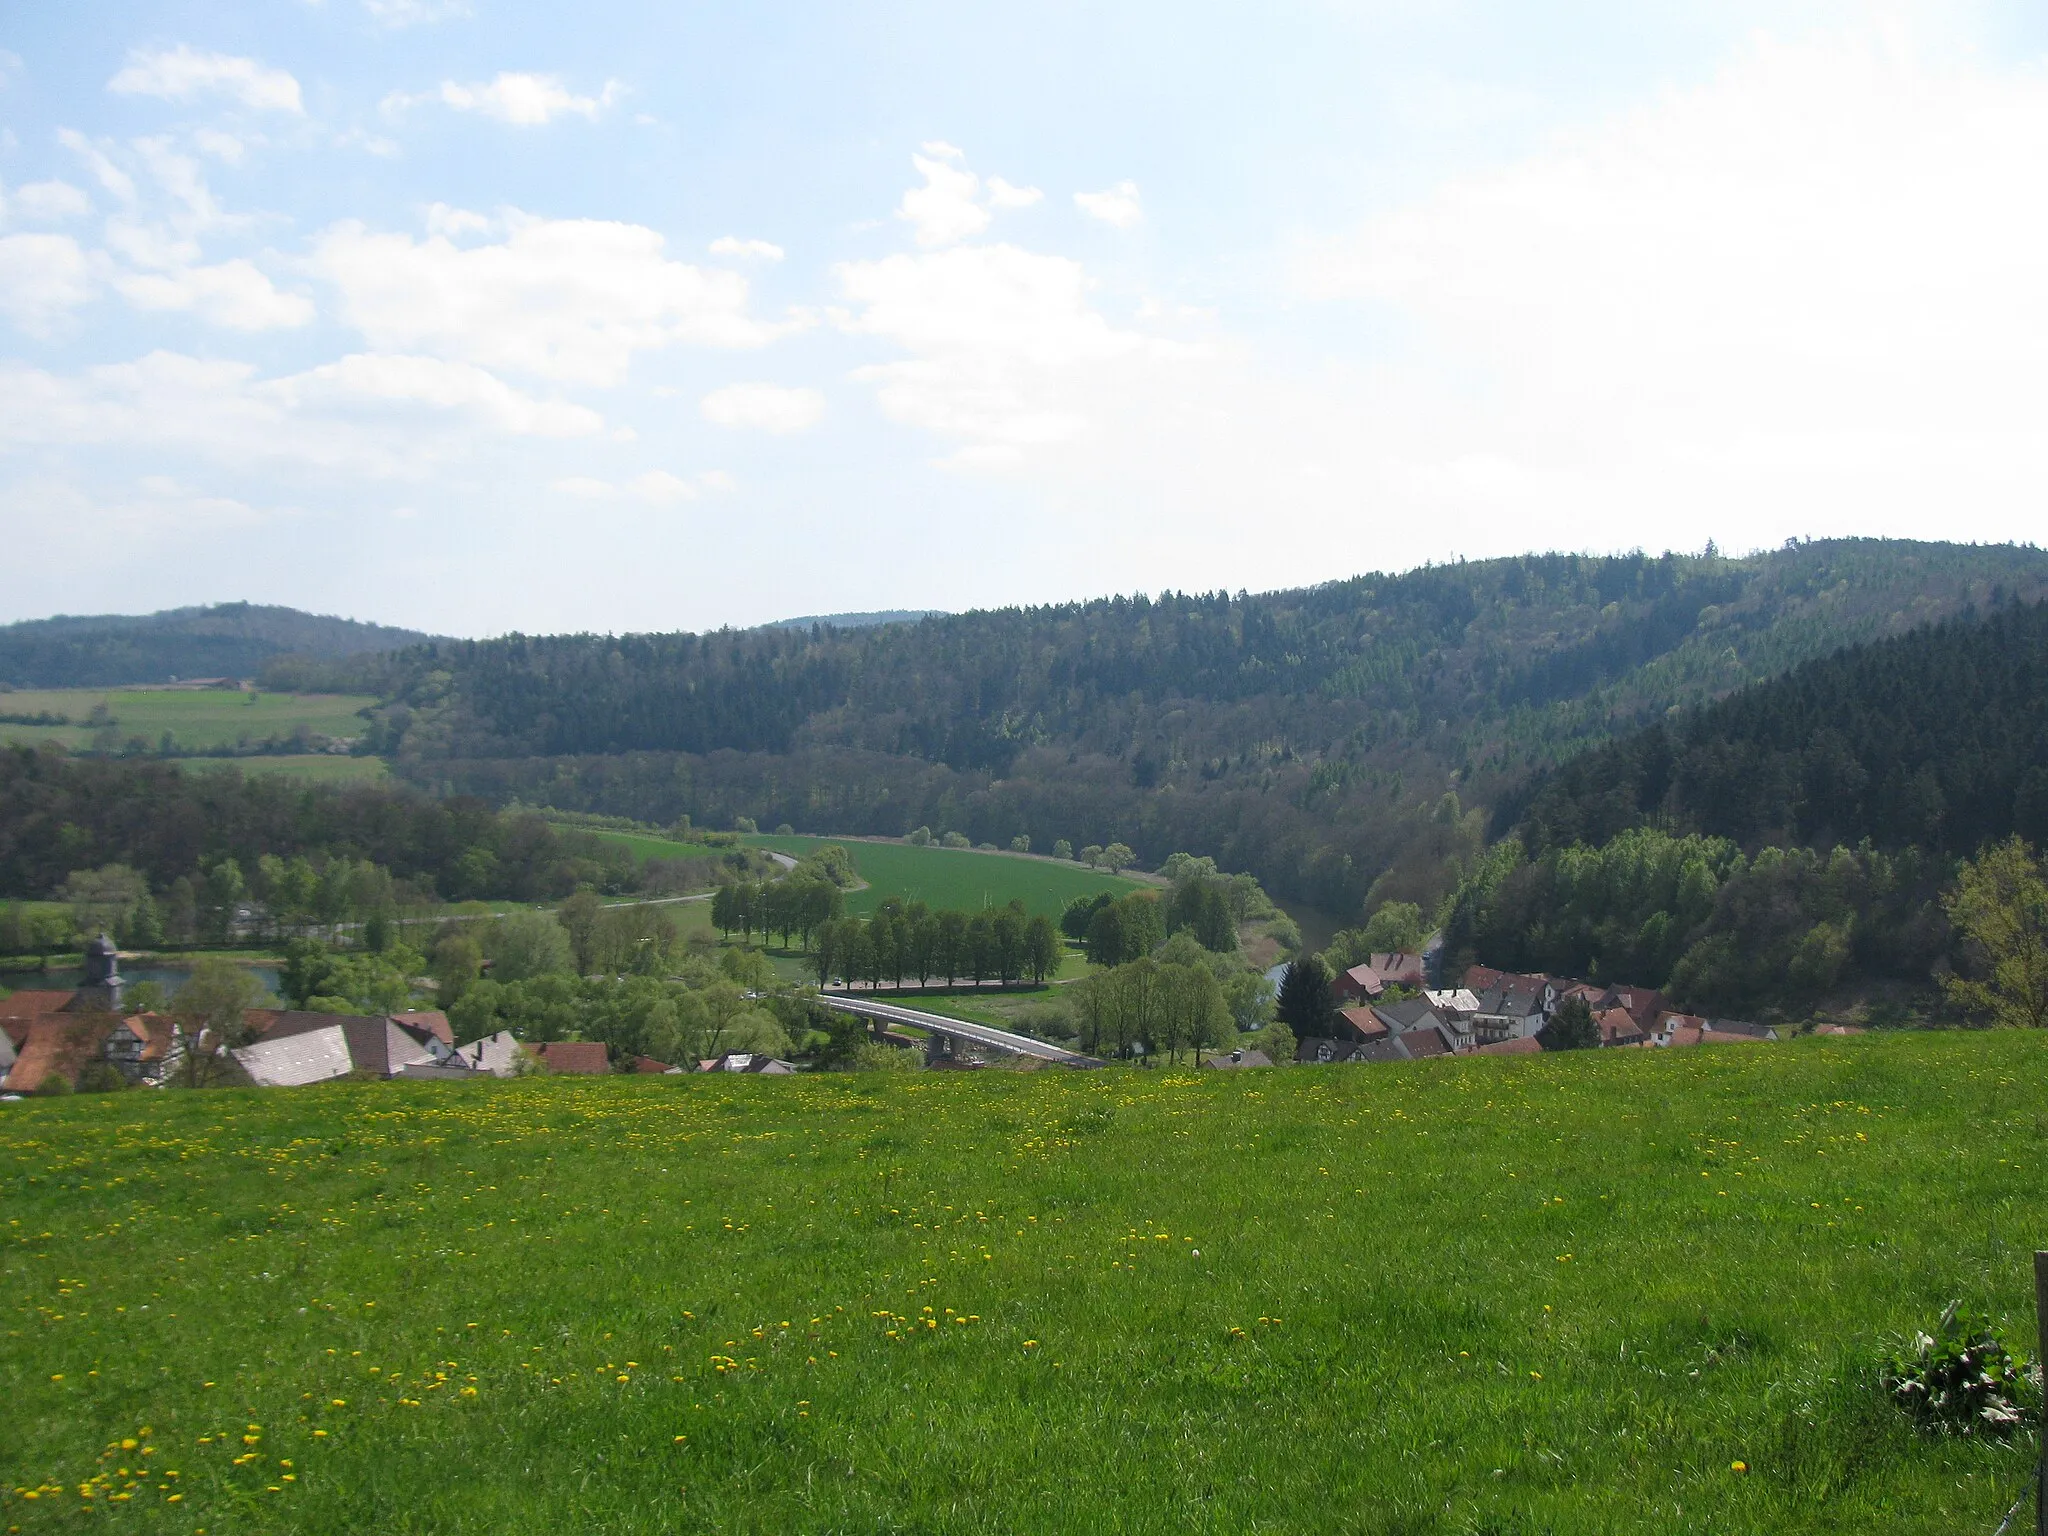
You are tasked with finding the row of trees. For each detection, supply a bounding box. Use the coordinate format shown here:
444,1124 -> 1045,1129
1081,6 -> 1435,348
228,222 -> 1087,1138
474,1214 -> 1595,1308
811,900 -> 1062,989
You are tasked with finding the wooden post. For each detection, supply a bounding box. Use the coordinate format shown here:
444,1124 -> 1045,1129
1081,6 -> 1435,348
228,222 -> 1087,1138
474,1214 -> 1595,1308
2036,1252 -> 2048,1536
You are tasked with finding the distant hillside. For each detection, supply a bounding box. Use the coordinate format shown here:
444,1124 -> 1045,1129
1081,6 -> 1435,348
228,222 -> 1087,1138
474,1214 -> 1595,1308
1514,596 -> 2048,859
768,610 -> 945,630
370,540 -> 2048,916
0,603 -> 438,689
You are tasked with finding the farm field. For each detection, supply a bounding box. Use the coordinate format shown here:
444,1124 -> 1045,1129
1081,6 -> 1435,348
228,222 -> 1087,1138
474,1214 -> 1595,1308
746,834 -> 1146,917
4,1031 -> 2045,1533
570,827 -> 734,866
174,755 -> 390,783
0,688 -> 378,754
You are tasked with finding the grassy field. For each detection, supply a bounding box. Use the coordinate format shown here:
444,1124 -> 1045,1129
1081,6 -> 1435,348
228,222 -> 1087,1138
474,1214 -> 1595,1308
5,1031 -> 2046,1533
572,827 -> 733,866
173,755 -> 390,784
747,834 -> 1146,918
0,689 -> 378,754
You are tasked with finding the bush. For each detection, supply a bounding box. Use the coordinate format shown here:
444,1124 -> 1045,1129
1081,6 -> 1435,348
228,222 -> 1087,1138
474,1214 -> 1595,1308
75,1061 -> 128,1093
733,816 -> 759,834
850,1040 -> 920,1071
774,823 -> 795,836
941,832 -> 970,850
35,1073 -> 74,1096
1879,1303 -> 2033,1436
1010,835 -> 1030,853
906,827 -> 933,846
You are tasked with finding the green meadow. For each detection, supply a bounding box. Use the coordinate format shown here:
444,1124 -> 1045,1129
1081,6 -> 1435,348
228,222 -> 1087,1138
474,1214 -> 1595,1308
570,828 -> 735,866
174,755 -> 391,784
747,834 -> 1146,918
0,689 -> 379,755
4,1031 -> 2045,1533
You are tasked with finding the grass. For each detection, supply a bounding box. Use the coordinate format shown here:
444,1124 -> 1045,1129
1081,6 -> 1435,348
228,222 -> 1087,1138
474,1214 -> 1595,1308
0,688 -> 378,754
746,834 -> 1146,918
174,755 -> 391,783
4,1030 -> 2045,1533
570,828 -> 733,865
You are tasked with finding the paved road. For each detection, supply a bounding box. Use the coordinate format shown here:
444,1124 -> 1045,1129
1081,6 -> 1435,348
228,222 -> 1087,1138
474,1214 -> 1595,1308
813,994 -> 1102,1067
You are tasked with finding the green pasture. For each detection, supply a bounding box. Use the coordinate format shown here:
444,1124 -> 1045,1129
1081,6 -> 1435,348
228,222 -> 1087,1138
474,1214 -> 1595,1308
0,689 -> 378,754
571,827 -> 732,866
174,755 -> 390,783
4,1031 -> 2045,1533
746,834 -> 1145,917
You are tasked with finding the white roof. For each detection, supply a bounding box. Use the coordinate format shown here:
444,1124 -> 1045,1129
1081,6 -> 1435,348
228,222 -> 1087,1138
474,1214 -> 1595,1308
448,1030 -> 526,1078
235,1025 -> 353,1088
1426,989 -> 1481,1013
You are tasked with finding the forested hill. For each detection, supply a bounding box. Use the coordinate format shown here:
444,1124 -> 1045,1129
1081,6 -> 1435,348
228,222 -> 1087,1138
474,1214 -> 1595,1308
0,603 -> 437,688
1513,596 -> 2048,859
373,540 -> 2048,915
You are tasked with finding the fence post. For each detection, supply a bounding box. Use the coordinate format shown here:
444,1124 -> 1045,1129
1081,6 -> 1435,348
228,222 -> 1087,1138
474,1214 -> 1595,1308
2036,1251 -> 2048,1536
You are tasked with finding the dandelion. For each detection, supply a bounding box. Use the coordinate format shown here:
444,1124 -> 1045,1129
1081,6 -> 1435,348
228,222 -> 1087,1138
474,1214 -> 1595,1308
1731,1460 -> 1748,1473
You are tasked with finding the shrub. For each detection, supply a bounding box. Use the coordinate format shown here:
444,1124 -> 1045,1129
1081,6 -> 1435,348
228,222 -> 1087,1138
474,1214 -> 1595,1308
1879,1302 -> 2033,1436
850,1040 -> 920,1072
1052,839 -> 1073,860
906,827 -> 933,846
733,816 -> 759,834
75,1061 -> 128,1093
774,823 -> 795,836
35,1073 -> 74,1096
941,832 -> 970,850
1010,835 -> 1031,854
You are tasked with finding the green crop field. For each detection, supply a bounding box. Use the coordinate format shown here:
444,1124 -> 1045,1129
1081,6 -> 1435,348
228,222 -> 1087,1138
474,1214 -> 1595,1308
572,827 -> 732,866
4,1032 -> 2044,1533
173,755 -> 391,784
0,689 -> 379,754
748,834 -> 1145,917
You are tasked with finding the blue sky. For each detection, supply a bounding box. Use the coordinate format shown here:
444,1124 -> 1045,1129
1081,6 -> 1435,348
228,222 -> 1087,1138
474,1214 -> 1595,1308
2,1 -> 2045,636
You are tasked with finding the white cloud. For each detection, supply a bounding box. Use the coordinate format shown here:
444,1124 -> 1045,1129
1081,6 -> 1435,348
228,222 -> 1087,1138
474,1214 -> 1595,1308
987,178 -> 1043,210
58,129 -> 137,204
899,148 -> 988,247
9,180 -> 92,222
836,242 -> 1188,458
107,46 -> 303,114
709,236 -> 784,262
1285,29 -> 2048,550
1074,181 -> 1142,228
700,382 -> 825,434
360,0 -> 472,27
192,128 -> 248,164
311,211 -> 788,385
392,73 -> 625,126
895,146 -> 1047,248
551,469 -> 727,504
112,258 -> 314,330
0,350 -> 601,478
269,354 -> 603,437
0,50 -> 22,88
0,234 -> 99,332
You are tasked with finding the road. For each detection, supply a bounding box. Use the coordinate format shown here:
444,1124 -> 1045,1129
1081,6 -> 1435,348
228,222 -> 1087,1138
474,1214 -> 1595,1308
813,993 -> 1103,1067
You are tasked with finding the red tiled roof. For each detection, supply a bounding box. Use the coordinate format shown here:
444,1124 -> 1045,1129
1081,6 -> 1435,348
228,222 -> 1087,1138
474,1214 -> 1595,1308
2,1013 -> 117,1093
1476,1035 -> 1543,1055
0,990 -> 76,1048
391,1010 -> 453,1046
1334,1005 -> 1389,1042
534,1041 -> 609,1075
633,1055 -> 675,1073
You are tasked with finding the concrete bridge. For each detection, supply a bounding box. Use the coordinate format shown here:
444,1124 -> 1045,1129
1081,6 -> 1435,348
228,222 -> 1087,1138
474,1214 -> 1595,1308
813,993 -> 1103,1068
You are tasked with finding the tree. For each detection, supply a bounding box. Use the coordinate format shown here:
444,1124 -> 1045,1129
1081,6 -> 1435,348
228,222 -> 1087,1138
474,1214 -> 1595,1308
1944,838 -> 2048,1029
1537,994 -> 1600,1051
432,934 -> 485,1005
558,889 -> 604,972
1359,901 -> 1426,955
1052,839 -> 1074,861
485,910 -> 574,982
1062,891 -> 1113,940
906,826 -> 933,846
64,864 -> 148,938
1099,842 -> 1136,874
1275,954 -> 1334,1037
1254,1020 -> 1296,1064
1010,834 -> 1031,853
172,956 -> 267,1087
1079,845 -> 1105,868
1023,914 -> 1060,983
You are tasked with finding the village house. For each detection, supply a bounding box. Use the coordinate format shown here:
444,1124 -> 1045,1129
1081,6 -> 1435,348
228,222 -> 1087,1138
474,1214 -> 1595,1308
1200,1048 -> 1273,1069
697,1052 -> 796,1074
234,1011 -> 441,1088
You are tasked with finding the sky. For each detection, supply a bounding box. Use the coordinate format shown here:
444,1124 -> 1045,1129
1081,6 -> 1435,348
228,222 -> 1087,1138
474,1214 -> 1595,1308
2,1 -> 2045,637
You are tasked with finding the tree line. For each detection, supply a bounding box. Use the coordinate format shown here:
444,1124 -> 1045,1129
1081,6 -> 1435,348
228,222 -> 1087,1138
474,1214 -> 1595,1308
361,541 -> 2048,913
